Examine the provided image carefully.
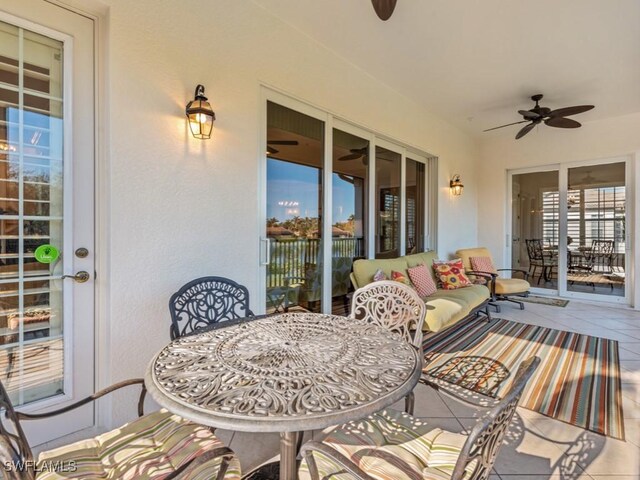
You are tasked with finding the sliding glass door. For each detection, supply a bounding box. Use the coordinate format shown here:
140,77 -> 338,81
565,162 -> 626,298
509,158 -> 631,303
261,93 -> 434,315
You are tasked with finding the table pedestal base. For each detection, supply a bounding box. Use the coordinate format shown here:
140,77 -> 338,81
241,432 -> 302,480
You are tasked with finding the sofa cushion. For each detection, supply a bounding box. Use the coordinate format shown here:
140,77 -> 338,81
424,285 -> 490,332
494,278 -> 530,295
353,258 -> 409,289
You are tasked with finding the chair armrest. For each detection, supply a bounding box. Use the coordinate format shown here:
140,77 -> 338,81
300,441 -> 373,480
168,446 -> 236,480
496,268 -> 530,281
466,270 -> 497,296
466,270 -> 497,280
17,379 -> 147,420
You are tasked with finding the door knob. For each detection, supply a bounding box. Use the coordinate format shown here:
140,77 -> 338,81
61,271 -> 91,283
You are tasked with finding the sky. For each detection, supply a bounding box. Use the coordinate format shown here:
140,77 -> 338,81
267,158 -> 355,223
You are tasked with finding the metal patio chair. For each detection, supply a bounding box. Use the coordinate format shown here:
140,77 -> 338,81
349,280 -> 426,415
299,357 -> 540,480
0,379 -> 240,479
169,276 -> 254,339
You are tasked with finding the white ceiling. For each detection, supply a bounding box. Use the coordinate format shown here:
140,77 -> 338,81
252,0 -> 640,139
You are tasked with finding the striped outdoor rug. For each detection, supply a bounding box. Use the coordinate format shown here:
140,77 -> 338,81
423,318 -> 625,439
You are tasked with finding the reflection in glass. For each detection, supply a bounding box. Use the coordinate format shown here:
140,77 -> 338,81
511,171 -> 559,290
331,129 -> 368,314
406,159 -> 425,254
0,20 -> 64,406
566,163 -> 625,296
265,101 -> 324,313
375,146 -> 401,259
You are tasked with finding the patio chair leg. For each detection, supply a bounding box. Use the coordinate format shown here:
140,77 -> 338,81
505,297 -> 525,310
489,301 -> 501,313
404,392 -> 415,415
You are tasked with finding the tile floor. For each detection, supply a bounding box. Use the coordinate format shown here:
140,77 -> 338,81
221,299 -> 640,478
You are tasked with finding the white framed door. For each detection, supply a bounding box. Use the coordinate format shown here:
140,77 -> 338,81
507,156 -> 633,305
0,1 -> 95,445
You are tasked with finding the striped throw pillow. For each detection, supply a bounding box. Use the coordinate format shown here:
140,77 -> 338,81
408,264 -> 437,297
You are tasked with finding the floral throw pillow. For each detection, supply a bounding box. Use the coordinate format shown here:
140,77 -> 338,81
432,259 -> 472,290
373,268 -> 387,282
407,263 -> 438,297
391,270 -> 411,286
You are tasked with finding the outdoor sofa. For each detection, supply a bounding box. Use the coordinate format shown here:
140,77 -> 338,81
351,251 -> 490,333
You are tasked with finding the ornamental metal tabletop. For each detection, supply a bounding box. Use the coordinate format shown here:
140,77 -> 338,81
145,312 -> 421,432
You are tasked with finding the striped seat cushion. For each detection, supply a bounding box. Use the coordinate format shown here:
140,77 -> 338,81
299,409 -> 475,480
36,410 -> 240,479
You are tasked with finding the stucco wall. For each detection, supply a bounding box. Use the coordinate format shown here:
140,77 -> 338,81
102,0 -> 480,426
478,112 -> 640,308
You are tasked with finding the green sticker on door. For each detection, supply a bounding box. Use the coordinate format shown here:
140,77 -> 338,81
34,245 -> 60,264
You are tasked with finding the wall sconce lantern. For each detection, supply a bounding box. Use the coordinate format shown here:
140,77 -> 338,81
185,84 -> 215,139
450,174 -> 464,196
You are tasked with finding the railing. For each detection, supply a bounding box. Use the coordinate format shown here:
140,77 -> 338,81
267,237 -> 364,288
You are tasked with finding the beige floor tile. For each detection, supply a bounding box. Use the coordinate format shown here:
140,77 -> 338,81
412,382 -> 458,418
527,417 -> 639,475
229,431 -> 282,472
591,477 -> 640,480
622,382 -> 640,403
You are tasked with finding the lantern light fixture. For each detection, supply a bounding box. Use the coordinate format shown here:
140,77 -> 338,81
450,174 -> 464,196
185,84 -> 215,139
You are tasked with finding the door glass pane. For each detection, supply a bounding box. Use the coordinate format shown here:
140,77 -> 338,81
0,21 -> 64,406
331,129 -> 368,315
266,102 -> 323,313
375,146 -> 401,259
567,163 -> 625,297
511,171 -> 559,290
406,158 -> 425,254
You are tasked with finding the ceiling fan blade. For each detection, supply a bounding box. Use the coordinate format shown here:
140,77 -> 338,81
266,146 -> 278,155
518,110 -> 540,120
483,120 -> 529,132
515,123 -> 536,139
546,105 -> 594,118
371,0 -> 397,20
544,117 -> 581,128
266,140 -> 299,145
339,153 -> 364,161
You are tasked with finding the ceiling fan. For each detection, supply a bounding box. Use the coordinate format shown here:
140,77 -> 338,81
266,139 -> 299,155
484,94 -> 594,139
371,0 -> 397,20
338,146 -> 368,162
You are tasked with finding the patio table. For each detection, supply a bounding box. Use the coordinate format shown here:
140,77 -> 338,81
145,311 -> 421,480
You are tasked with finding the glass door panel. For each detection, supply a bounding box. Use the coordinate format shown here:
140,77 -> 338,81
406,158 -> 425,254
265,101 -> 324,313
0,20 -> 64,406
566,163 -> 626,297
375,146 -> 401,259
511,170 -> 559,290
331,129 -> 368,315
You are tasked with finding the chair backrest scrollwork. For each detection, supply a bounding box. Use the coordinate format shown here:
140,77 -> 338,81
169,276 -> 254,339
525,239 -> 544,262
452,356 -> 540,480
349,280 -> 426,349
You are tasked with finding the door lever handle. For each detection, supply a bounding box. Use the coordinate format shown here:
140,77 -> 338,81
61,271 -> 91,283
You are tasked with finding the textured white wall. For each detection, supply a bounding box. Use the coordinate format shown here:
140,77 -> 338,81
102,0 -> 480,426
478,112 -> 640,307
